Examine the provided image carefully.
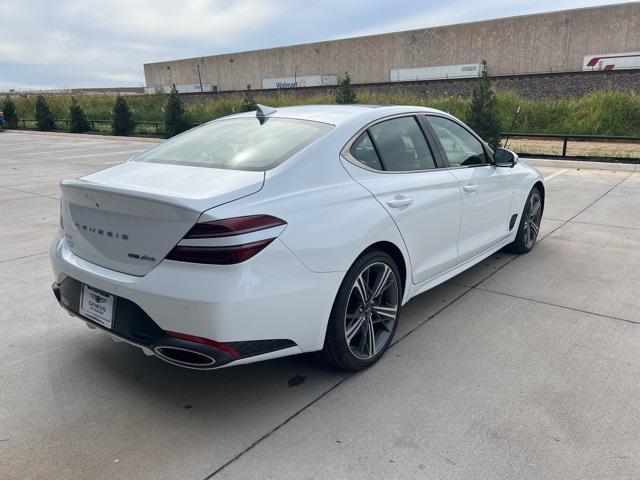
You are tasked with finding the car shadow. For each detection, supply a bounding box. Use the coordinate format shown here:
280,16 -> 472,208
74,334 -> 347,413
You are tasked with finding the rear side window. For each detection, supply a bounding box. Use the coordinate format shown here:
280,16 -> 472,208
368,117 -> 437,171
135,117 -> 333,171
427,116 -> 488,167
350,132 -> 383,170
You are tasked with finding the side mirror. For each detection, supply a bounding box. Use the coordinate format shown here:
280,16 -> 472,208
494,147 -> 518,167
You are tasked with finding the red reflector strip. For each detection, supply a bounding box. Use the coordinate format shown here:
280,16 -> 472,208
165,330 -> 239,357
166,238 -> 274,265
185,215 -> 286,239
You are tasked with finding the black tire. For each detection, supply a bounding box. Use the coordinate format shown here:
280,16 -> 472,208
321,250 -> 402,371
506,186 -> 543,254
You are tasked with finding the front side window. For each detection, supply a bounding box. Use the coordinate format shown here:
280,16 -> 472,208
427,116 -> 488,167
368,117 -> 437,171
135,118 -> 333,171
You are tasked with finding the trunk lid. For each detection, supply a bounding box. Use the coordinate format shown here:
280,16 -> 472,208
61,161 -> 264,276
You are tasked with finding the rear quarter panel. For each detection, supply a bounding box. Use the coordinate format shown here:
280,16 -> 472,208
200,138 -> 412,300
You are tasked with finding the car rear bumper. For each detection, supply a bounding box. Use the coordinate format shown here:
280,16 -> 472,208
52,276 -> 302,368
50,234 -> 345,368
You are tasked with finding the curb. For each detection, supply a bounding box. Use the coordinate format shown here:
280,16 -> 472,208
2,129 -> 162,144
523,158 -> 639,172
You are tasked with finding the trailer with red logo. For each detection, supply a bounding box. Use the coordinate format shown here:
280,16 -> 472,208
583,52 -> 640,71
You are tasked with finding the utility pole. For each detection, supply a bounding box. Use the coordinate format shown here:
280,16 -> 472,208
196,64 -> 204,93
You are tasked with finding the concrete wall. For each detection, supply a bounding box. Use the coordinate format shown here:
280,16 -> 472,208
144,3 -> 640,92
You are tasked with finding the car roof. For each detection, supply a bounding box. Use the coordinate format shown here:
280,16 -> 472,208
226,104 -> 449,126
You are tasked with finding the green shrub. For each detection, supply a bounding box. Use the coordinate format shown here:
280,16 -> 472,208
241,85 -> 257,112
35,95 -> 56,131
68,97 -> 90,133
336,72 -> 357,104
466,61 -> 502,149
3,97 -> 18,128
112,95 -> 134,136
567,90 -> 640,136
164,85 -> 191,138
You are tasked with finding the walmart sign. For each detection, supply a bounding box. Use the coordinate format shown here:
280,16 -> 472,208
262,74 -> 338,90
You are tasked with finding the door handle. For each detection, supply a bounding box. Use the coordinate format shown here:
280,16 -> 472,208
387,195 -> 413,208
462,184 -> 478,193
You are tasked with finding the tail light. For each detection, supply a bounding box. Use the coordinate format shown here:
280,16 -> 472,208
184,215 -> 285,238
166,215 -> 286,265
166,239 -> 275,265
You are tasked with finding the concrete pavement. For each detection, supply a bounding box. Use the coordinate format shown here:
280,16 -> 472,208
1,131 -> 638,479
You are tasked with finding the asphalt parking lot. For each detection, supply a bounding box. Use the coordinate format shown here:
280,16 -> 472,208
1,130 -> 639,480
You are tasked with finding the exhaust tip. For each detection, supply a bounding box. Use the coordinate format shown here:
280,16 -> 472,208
154,346 -> 216,369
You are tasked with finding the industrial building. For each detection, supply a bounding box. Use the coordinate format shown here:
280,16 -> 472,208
143,3 -> 640,93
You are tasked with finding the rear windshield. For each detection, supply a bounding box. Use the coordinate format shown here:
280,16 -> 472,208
134,117 -> 333,171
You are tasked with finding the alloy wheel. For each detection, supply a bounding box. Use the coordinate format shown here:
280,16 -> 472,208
523,192 -> 542,249
344,262 -> 399,360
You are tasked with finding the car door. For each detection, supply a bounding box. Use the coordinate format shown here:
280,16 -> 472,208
425,115 -> 513,262
341,115 -> 462,285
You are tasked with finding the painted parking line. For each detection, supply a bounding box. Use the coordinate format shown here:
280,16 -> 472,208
59,149 -> 148,159
0,142 -> 109,152
0,145 -> 82,152
544,169 -> 568,181
19,144 -> 145,156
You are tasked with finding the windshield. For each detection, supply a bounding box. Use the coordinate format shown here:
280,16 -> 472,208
134,117 -> 333,171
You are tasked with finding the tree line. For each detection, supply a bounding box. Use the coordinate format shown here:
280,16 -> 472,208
1,86 -> 194,138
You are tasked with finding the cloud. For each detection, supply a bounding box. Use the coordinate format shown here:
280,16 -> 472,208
0,0 -> 283,89
59,0 -> 283,41
0,0 -> 628,90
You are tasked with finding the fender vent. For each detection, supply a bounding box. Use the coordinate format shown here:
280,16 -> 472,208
509,214 -> 518,231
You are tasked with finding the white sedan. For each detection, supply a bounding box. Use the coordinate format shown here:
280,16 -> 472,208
51,105 -> 544,371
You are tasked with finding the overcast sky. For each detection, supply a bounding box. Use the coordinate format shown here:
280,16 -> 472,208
0,0 -> 627,90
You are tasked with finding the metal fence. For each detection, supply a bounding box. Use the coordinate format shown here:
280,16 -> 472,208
500,132 -> 640,161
